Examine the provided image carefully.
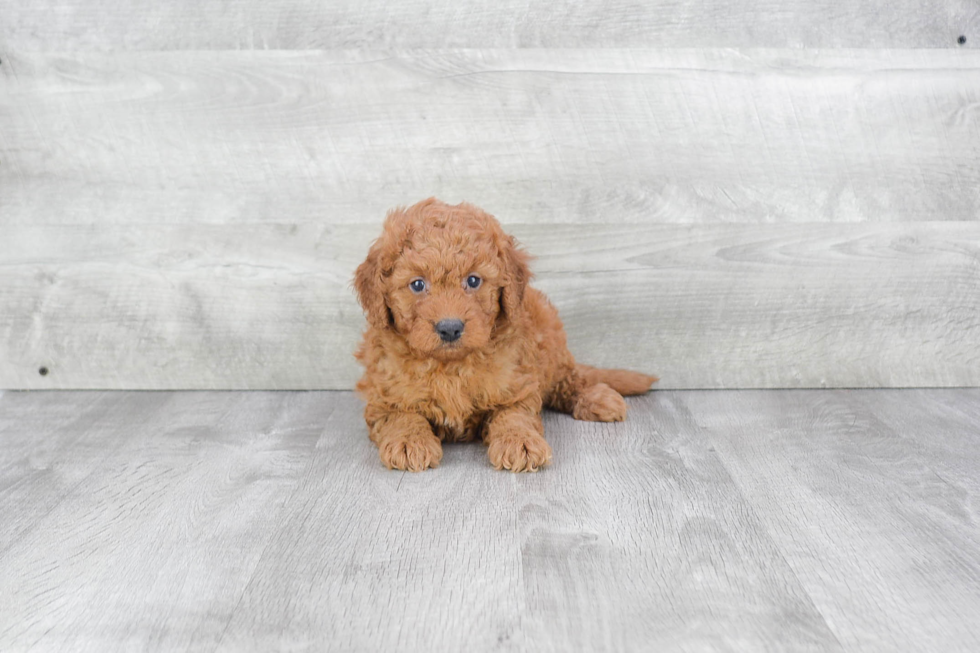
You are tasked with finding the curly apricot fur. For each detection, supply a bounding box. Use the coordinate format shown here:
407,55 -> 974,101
354,198 -> 658,472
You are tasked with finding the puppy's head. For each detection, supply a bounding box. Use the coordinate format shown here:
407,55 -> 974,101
354,198 -> 531,360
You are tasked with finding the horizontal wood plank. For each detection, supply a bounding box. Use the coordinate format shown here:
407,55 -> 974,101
0,0 -> 975,50
2,49 -> 978,226
1,222 -> 977,390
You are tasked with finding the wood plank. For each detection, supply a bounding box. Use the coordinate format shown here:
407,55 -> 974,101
0,390 -> 831,651
517,397 -> 842,651
0,0 -> 974,50
689,389 -> 980,651
213,393 -> 526,652
0,390 -> 107,469
836,389 -> 980,497
2,389 -> 979,650
1,222 -> 977,390
0,224 -> 370,391
2,49 -> 978,226
0,391 -> 327,652
0,391 -> 131,551
537,222 -> 980,389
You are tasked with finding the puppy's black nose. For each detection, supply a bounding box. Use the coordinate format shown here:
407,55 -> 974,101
435,319 -> 464,343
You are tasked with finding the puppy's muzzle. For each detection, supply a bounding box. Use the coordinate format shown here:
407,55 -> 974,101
435,319 -> 464,343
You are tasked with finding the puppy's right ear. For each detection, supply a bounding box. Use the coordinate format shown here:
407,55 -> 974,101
354,241 -> 391,329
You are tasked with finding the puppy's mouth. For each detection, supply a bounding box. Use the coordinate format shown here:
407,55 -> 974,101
428,338 -> 473,361
433,340 -> 467,357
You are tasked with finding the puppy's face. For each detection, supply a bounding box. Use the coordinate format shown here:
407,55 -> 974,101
387,234 -> 500,359
355,199 -> 530,361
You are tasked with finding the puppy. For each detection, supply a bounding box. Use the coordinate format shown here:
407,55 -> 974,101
354,198 -> 657,472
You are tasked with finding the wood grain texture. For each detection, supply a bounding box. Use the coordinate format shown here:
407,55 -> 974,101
0,391 -> 130,551
215,395 -> 526,652
517,398 -> 841,651
2,389 -> 979,651
2,49 -> 978,226
0,391 -> 328,652
689,389 -> 980,651
843,389 -> 980,495
0,0 -> 975,50
2,222 -> 977,390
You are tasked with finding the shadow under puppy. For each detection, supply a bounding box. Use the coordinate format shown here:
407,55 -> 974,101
354,198 -> 657,472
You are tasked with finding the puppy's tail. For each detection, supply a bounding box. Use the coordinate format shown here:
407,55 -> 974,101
576,364 -> 659,396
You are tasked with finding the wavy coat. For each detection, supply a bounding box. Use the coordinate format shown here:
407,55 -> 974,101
354,198 -> 657,472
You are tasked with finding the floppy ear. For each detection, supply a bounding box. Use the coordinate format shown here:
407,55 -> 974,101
354,241 -> 391,329
498,235 -> 532,321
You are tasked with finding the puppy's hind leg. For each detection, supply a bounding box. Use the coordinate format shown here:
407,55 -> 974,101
548,365 -> 658,423
572,382 -> 628,422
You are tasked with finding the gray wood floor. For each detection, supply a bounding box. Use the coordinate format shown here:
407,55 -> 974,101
0,388 -> 978,652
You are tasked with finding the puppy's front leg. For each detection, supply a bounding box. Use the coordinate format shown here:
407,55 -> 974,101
484,406 -> 552,473
370,412 -> 443,472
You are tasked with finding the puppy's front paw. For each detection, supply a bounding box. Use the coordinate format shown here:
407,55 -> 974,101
379,432 -> 443,472
487,432 -> 552,473
573,383 -> 627,422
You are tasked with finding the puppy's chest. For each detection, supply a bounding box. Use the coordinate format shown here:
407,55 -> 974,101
389,361 -> 517,441
415,372 -> 501,441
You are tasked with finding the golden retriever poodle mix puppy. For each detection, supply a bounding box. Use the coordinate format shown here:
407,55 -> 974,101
354,198 -> 657,472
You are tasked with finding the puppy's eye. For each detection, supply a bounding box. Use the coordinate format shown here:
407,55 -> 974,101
409,278 -> 427,294
466,275 -> 482,290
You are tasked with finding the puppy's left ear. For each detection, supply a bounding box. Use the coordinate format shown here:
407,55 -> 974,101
354,242 -> 391,329
498,235 -> 532,321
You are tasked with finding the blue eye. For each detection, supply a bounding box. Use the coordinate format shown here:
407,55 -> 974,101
410,278 -> 426,293
466,275 -> 482,289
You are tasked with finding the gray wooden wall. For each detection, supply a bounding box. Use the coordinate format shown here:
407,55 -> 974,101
1,2 -> 978,390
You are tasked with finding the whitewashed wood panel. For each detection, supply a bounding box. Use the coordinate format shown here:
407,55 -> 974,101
215,395 -> 527,652
3,390 -> 980,650
0,391 -> 327,652
0,390 -> 838,652
843,389 -> 980,496
517,398 -> 841,651
2,49 -> 978,226
689,389 -> 980,651
0,0 -> 975,50
218,393 -> 842,652
0,391 -> 130,551
1,222 -> 977,390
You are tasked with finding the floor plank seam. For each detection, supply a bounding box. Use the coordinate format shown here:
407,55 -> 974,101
512,472 -> 529,653
673,394 -> 848,651
211,401 -> 340,651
